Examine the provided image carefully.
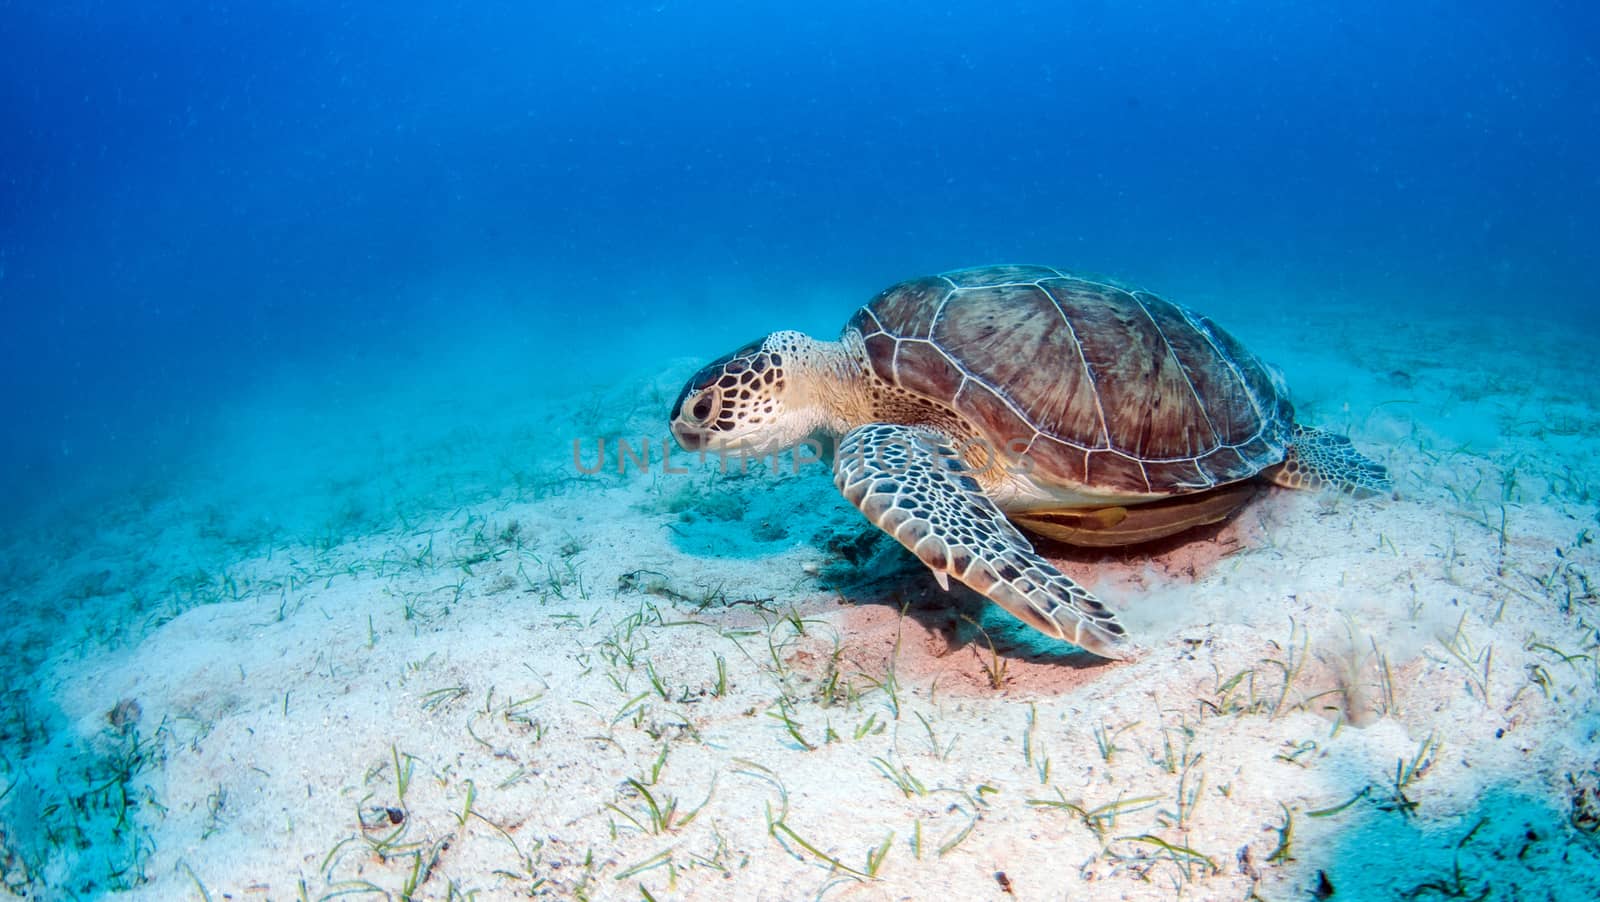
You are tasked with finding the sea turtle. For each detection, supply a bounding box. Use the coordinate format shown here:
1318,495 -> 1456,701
668,265 -> 1390,659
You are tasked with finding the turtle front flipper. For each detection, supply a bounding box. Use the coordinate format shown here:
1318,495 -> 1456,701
833,424 -> 1129,660
1268,424 -> 1393,498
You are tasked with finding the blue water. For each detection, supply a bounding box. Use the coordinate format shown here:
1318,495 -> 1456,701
3,0 -> 1596,529
1,1 -> 1598,896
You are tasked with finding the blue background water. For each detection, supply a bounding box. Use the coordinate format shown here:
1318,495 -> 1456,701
1,0 -> 1595,533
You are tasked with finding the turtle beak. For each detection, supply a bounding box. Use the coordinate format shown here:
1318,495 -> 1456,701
671,420 -> 705,452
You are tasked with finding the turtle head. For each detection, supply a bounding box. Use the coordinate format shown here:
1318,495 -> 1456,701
670,331 -> 823,455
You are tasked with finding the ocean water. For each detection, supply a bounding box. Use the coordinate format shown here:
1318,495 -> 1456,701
1,1 -> 1597,898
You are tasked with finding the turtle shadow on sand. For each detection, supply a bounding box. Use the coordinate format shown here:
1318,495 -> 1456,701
821,571 -> 1113,696
809,528 -> 1116,695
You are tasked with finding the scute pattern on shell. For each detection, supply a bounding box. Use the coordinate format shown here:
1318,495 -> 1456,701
844,265 -> 1294,495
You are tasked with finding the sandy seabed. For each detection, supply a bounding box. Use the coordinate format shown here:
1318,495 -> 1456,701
2,296 -> 1598,901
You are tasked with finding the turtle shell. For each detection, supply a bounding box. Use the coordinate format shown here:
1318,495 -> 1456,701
844,264 -> 1294,496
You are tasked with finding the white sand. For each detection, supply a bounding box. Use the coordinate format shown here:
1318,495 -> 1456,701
4,298 -> 1599,900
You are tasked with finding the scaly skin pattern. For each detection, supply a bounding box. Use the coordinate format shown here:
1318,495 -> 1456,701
833,424 -> 1128,659
1268,425 -> 1393,497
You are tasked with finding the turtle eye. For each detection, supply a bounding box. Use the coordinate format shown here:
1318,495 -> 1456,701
687,389 -> 719,424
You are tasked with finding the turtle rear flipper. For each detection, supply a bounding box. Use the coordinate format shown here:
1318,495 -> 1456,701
833,423 -> 1129,660
1269,424 -> 1392,497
